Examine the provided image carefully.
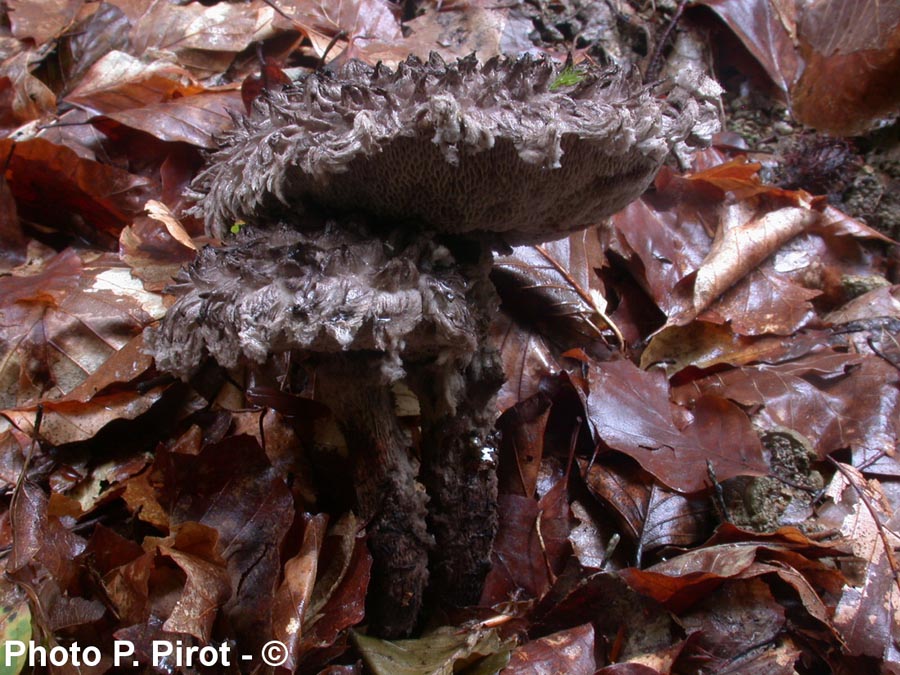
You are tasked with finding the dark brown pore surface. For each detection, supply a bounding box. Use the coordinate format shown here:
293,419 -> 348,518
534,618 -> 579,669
282,136 -> 659,245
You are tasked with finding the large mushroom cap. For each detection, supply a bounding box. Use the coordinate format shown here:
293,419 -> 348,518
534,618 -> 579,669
194,53 -> 719,245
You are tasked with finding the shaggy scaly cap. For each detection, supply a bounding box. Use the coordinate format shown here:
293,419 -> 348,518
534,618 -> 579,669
194,53 -> 719,244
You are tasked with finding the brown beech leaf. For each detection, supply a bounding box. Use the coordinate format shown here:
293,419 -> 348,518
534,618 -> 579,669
659,159 -> 768,200
112,0 -> 277,62
492,312 -> 559,413
158,524 -> 231,642
7,0 -> 85,46
504,623 -> 596,675
4,384 -> 167,446
493,229 -> 618,347
698,267 -> 820,335
270,0 -> 402,62
606,196 -> 708,318
680,203 -> 819,326
619,538 -> 830,615
0,138 -> 156,242
0,49 -> 58,125
92,91 -> 244,149
65,51 -> 204,114
791,0 -> 900,134
9,480 -> 48,572
56,2 -> 131,93
675,352 -> 900,473
681,577 -> 785,659
585,360 -> 766,493
497,395 -> 551,499
817,464 -> 900,665
158,434 -> 294,655
693,0 -> 801,94
580,458 -> 712,564
272,513 -> 328,671
826,285 -> 900,324
0,249 -> 163,409
119,214 -> 201,293
385,6 -> 533,64
480,470 -> 571,604
294,514 -> 370,655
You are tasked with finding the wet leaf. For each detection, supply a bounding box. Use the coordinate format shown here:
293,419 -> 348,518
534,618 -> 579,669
694,0 -> 800,94
65,51 -> 203,114
7,0 -> 85,46
492,313 -> 558,413
352,624 -> 504,675
580,458 -> 712,564
270,0 -> 402,63
503,623 -> 595,675
158,434 -> 294,654
0,250 -> 163,411
112,0 -> 277,65
493,230 -> 618,347
818,465 -> 900,664
679,577 -> 785,658
497,396 -> 551,499
585,360 -> 766,493
272,513 -> 328,670
92,91 -> 244,149
675,352 -> 900,473
158,524 -> 231,642
481,469 -> 571,604
0,138 -> 156,242
791,0 -> 900,134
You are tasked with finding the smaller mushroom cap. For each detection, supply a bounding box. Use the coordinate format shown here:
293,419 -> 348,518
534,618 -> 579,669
194,53 -> 719,245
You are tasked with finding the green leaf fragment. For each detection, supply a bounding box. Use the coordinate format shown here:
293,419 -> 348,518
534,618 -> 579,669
0,582 -> 32,675
550,66 -> 588,90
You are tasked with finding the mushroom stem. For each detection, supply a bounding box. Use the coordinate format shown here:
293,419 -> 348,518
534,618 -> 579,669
408,243 -> 504,605
316,356 -> 433,638
417,344 -> 504,604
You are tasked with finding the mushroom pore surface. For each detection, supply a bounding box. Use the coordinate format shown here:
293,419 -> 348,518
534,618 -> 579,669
193,53 -> 719,245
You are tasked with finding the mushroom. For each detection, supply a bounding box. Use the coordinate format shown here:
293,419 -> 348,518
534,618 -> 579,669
147,53 -> 720,637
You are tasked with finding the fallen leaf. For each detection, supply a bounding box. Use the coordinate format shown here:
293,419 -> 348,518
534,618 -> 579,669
492,313 -> 559,413
0,250 -> 163,410
580,458 -> 712,564
270,0 -> 402,63
585,359 -> 766,493
92,91 -> 244,149
686,203 -> 819,325
272,513 -> 328,671
352,624 -> 505,675
503,623 -> 596,675
7,0 -> 85,46
112,0 -> 277,64
497,396 -> 551,499
693,0 -> 801,94
157,434 -> 294,655
493,230 -> 619,347
65,51 -> 203,114
791,0 -> 900,134
481,469 -> 571,604
818,465 -> 900,665
0,137 -> 156,243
